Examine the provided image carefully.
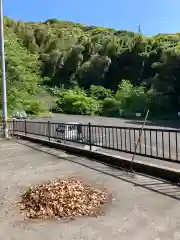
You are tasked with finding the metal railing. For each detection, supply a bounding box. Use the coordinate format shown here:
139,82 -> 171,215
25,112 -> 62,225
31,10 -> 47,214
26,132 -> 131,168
7,120 -> 180,163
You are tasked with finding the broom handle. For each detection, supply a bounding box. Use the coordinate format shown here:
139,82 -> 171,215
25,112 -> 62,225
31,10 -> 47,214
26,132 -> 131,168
130,110 -> 149,169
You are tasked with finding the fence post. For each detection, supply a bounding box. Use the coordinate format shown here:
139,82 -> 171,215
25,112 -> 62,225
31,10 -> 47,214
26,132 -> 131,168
48,121 -> 51,141
88,122 -> 92,151
12,119 -> 15,136
24,120 -> 27,135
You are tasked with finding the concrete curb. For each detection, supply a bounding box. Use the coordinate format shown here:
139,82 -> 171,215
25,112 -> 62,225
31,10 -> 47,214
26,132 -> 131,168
14,133 -> 180,184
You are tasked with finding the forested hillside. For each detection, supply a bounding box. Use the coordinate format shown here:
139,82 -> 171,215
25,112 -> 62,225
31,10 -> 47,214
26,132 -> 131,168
3,17 -> 180,118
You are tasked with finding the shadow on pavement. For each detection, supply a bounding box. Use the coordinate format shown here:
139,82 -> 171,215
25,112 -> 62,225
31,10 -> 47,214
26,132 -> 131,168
125,120 -> 180,129
16,139 -> 180,202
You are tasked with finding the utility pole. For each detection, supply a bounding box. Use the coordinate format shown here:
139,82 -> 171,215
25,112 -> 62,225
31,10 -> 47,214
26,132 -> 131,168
0,0 -> 8,138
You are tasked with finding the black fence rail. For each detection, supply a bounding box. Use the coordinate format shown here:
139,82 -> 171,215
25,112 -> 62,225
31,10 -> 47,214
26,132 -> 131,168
6,120 -> 180,163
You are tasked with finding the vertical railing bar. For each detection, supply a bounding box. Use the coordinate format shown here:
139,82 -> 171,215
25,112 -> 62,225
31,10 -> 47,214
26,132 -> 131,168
41,122 -> 43,136
116,128 -> 119,150
70,124 -> 74,142
52,123 -> 54,139
94,126 -> 96,145
84,125 -> 86,143
100,126 -> 103,146
101,126 -> 104,147
68,124 -> 71,141
45,122 -> 46,137
139,129 -> 141,153
133,129 -> 136,152
48,121 -> 51,142
72,124 -> 74,141
49,122 -> 51,139
93,126 -> 96,146
97,126 -> 100,146
82,124 -> 84,142
93,126 -> 98,145
24,120 -> 27,135
86,124 -> 88,144
168,132 -> 171,160
144,130 -> 147,155
162,131 -> 165,159
108,127 -> 111,148
88,122 -> 92,151
150,130 -> 152,156
129,129 -> 132,152
92,126 -> 94,145
125,129 -> 127,151
156,130 -> 158,157
112,128 -> 115,149
13,119 -> 15,136
105,127 -> 107,147
120,128 -> 123,150
176,132 -> 178,161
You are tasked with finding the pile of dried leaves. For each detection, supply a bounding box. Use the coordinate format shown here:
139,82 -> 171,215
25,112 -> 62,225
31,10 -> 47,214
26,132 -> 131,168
20,177 -> 108,219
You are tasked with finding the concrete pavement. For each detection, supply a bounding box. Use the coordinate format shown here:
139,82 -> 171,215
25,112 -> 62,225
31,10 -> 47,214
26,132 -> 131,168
1,139 -> 180,239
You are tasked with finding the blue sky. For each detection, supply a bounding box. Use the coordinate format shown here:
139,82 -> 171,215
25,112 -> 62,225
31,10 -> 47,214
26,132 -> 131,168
4,0 -> 180,36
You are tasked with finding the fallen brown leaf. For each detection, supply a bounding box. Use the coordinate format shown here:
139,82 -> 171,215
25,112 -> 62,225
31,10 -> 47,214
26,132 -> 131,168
20,176 -> 108,220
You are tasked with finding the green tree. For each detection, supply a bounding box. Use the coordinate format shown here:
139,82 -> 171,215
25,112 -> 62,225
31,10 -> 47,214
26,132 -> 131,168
56,89 -> 101,115
115,80 -> 148,117
88,85 -> 112,100
3,16 -> 180,119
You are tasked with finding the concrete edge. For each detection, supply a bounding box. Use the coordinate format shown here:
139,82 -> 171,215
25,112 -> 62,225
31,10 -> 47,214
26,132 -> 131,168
14,133 -> 180,184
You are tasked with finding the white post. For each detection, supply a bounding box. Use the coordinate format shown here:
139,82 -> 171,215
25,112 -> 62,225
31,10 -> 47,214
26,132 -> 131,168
0,0 -> 8,138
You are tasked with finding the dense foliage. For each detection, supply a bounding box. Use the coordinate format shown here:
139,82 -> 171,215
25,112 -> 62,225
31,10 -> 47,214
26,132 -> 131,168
3,17 -> 180,118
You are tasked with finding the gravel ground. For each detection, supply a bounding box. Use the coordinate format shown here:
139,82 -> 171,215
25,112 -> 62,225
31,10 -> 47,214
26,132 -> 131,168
37,113 -> 180,129
1,139 -> 180,239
